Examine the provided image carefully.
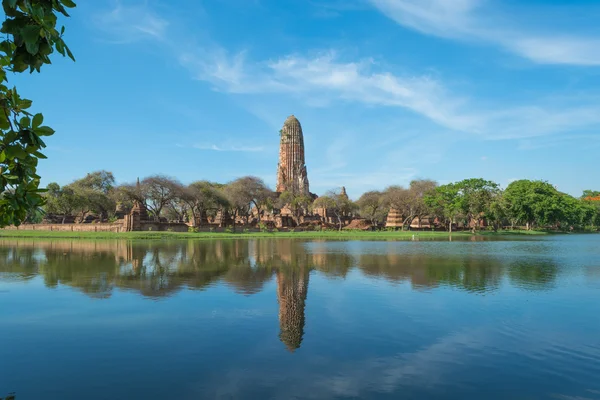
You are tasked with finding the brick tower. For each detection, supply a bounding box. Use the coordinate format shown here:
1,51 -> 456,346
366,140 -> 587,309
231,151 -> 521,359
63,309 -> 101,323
276,115 -> 310,195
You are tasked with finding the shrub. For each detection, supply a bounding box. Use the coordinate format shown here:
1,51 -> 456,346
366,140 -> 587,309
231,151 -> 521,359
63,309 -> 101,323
225,227 -> 233,233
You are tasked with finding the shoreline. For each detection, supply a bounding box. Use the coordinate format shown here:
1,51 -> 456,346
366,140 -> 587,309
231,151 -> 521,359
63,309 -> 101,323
0,229 -> 554,240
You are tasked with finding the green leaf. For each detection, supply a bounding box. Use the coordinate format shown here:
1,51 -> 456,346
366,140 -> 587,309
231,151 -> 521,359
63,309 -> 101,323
22,25 -> 41,44
36,126 -> 55,136
62,0 -> 77,8
25,40 -> 39,55
20,116 -> 31,127
20,99 -> 32,109
7,0 -> 18,8
32,113 -> 43,128
65,44 -> 75,61
33,151 -> 47,159
0,113 -> 9,130
0,151 -> 5,163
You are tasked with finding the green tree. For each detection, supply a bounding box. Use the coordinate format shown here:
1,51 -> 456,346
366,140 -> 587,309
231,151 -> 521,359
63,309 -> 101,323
44,181 -> 79,223
0,0 -> 76,227
313,189 -> 357,231
356,190 -> 385,226
453,178 -> 500,232
382,180 -> 437,230
424,184 -> 462,232
277,190 -> 313,223
181,181 -> 228,227
69,171 -> 116,222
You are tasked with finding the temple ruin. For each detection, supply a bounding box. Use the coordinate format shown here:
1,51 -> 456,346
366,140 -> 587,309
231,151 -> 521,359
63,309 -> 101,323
276,115 -> 310,196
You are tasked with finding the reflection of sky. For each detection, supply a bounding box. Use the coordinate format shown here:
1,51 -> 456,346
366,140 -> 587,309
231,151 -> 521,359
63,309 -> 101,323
1,236 -> 600,399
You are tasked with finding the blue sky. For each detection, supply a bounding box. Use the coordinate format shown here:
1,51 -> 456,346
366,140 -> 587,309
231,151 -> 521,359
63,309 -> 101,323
15,0 -> 600,198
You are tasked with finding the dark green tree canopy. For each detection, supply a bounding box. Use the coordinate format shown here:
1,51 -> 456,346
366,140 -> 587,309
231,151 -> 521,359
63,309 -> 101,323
0,0 -> 76,227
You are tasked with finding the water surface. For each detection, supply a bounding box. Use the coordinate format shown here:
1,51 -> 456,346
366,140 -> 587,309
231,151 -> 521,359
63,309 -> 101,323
1,235 -> 599,399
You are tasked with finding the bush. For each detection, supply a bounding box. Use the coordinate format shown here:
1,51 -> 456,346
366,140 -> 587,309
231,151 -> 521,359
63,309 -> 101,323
259,222 -> 268,232
243,228 -> 250,233
225,227 -> 233,233
188,226 -> 198,233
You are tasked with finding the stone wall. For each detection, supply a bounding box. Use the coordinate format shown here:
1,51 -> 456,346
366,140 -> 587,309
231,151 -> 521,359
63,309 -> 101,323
2,222 -> 126,232
138,222 -> 189,232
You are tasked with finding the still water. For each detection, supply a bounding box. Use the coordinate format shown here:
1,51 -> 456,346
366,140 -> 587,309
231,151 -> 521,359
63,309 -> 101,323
1,235 -> 599,400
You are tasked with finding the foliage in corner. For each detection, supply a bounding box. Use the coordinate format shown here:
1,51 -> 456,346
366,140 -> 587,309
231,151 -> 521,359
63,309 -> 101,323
0,0 -> 76,227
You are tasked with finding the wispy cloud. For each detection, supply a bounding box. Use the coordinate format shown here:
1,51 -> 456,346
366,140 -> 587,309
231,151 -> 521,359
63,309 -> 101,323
368,0 -> 600,66
182,51 -> 600,140
94,2 -> 600,144
192,144 -> 265,152
94,2 -> 169,43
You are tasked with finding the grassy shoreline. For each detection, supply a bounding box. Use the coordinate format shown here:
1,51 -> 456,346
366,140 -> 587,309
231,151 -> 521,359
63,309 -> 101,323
0,229 -> 550,240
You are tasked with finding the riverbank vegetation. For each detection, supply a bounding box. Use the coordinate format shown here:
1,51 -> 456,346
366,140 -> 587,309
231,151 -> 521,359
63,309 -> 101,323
0,229 -> 549,240
16,170 -> 600,234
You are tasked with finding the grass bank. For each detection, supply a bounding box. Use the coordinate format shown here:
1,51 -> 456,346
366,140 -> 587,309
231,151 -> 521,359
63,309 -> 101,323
0,229 -> 548,240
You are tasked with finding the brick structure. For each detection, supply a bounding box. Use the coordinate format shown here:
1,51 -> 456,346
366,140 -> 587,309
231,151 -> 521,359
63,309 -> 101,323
276,268 -> 309,352
276,115 -> 310,195
385,208 -> 403,228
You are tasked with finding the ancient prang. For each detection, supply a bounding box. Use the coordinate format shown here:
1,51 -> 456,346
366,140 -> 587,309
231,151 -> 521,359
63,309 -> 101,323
276,115 -> 310,195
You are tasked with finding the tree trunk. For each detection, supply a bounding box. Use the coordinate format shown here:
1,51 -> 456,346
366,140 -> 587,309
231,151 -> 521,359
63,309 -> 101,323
402,215 -> 414,232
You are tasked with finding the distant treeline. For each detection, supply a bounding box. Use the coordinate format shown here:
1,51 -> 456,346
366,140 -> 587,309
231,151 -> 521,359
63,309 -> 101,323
27,171 -> 600,232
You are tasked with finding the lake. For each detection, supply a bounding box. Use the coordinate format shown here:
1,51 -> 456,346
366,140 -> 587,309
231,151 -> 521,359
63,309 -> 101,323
1,235 -> 599,400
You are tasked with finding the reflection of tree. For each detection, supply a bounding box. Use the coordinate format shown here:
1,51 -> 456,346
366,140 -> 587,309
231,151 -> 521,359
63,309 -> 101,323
276,267 -> 310,352
508,260 -> 558,290
358,253 -> 504,293
0,238 -> 564,356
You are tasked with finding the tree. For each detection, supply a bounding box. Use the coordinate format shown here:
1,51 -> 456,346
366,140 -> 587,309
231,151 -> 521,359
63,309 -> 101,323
383,180 -> 437,230
424,184 -> 462,232
0,0 -> 76,227
277,190 -> 313,223
356,190 -> 385,226
504,180 -> 557,230
582,190 -> 600,199
223,179 -> 252,231
233,176 -> 274,222
313,189 -> 357,231
181,181 -> 228,227
453,178 -> 500,232
44,182 -> 79,223
69,171 -> 116,222
120,175 -> 182,221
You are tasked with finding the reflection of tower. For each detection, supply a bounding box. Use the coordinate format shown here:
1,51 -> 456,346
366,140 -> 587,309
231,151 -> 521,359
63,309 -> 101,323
276,115 -> 309,195
276,268 -> 310,352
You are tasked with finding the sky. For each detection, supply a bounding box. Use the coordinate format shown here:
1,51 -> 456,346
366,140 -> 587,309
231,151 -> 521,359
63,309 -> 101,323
15,0 -> 600,198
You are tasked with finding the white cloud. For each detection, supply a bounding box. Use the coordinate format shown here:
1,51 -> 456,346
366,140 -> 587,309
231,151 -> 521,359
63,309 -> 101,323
94,2 -> 600,146
369,0 -> 600,66
94,2 -> 169,43
182,51 -> 600,140
192,144 -> 265,152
